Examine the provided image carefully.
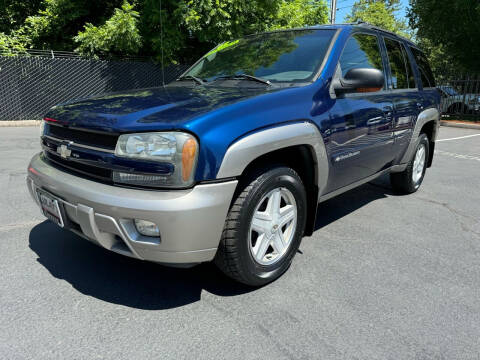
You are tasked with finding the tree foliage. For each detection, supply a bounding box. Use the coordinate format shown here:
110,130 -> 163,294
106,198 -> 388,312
0,0 -> 329,63
75,1 -> 142,56
345,0 -> 409,37
0,0 -> 44,33
269,0 -> 329,30
408,0 -> 480,73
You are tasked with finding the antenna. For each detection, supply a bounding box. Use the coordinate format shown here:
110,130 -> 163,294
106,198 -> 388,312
159,0 -> 165,87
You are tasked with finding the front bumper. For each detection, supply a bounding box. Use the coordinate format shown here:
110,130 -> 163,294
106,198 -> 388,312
27,153 -> 237,264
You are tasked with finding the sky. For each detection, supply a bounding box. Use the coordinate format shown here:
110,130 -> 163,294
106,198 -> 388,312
334,0 -> 410,23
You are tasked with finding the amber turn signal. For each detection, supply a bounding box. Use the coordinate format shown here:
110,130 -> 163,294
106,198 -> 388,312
182,138 -> 197,182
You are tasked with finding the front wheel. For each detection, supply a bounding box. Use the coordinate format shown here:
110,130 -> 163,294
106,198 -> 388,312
390,133 -> 429,194
215,166 -> 307,286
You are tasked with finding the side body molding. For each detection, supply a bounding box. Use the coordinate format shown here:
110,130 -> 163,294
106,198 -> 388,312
216,122 -> 329,196
399,107 -> 440,164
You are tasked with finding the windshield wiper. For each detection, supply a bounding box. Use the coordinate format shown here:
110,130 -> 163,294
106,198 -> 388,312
177,75 -> 205,85
213,74 -> 271,86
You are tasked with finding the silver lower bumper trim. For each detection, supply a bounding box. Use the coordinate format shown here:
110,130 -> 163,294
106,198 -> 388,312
27,153 -> 237,264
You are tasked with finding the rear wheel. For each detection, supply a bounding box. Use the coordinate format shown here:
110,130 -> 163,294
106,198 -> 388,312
215,166 -> 307,286
390,133 -> 429,194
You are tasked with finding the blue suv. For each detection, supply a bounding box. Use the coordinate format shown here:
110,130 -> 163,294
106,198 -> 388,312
27,23 -> 440,286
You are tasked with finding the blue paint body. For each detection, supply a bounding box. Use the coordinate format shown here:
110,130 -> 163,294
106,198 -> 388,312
44,25 -> 440,188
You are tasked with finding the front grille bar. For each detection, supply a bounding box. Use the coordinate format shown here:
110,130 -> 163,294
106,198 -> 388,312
43,135 -> 116,154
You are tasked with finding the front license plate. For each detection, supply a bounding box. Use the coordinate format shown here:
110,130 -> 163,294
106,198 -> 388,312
36,189 -> 64,228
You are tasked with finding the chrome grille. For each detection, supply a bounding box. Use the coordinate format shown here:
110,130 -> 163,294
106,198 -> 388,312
46,124 -> 118,151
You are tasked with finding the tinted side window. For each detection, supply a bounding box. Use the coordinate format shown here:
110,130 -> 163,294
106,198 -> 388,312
339,34 -> 384,78
384,38 -> 408,89
401,44 -> 416,88
411,47 -> 436,88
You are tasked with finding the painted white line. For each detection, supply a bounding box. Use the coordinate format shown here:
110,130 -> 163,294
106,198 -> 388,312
436,150 -> 480,162
437,134 -> 480,142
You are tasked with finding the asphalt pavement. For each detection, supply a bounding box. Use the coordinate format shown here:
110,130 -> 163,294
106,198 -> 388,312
0,125 -> 479,360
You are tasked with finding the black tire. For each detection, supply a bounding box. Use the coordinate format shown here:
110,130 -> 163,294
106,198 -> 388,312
215,166 -> 307,286
390,133 -> 430,194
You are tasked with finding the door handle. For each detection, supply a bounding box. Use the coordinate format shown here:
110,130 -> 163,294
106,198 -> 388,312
417,102 -> 424,110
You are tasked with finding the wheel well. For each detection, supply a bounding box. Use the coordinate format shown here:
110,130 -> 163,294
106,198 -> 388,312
420,121 -> 436,168
238,145 -> 319,236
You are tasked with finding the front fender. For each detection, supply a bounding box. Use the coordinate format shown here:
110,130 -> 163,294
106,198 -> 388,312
216,122 -> 329,197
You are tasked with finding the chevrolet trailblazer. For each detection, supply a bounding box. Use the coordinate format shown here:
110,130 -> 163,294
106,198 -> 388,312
28,23 -> 440,286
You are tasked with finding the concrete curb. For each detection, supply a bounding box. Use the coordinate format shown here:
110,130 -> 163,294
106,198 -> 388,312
440,120 -> 480,130
0,120 -> 41,127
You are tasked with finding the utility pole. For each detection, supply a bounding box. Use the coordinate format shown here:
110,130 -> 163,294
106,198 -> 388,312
330,0 -> 337,24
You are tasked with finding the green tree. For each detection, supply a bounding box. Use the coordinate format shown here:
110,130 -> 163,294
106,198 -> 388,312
0,0 -> 43,34
346,0 -> 409,37
3,0 -> 124,51
408,0 -> 480,73
268,0 -> 329,30
178,0 -> 278,43
0,0 -> 330,63
139,0 -> 328,63
0,32 -> 28,54
75,1 -> 142,57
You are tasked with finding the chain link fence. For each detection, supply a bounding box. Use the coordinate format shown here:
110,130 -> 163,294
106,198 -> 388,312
0,50 -> 189,121
2,50 -> 479,122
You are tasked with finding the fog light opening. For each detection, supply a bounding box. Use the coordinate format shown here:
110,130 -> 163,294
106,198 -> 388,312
134,219 -> 160,237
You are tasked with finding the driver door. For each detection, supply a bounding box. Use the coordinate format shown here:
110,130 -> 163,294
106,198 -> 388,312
326,32 -> 395,192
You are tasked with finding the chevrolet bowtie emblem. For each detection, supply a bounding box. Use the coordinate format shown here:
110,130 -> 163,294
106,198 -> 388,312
57,144 -> 72,159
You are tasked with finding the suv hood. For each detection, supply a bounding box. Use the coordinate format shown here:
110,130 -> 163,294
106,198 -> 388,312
45,85 -> 275,133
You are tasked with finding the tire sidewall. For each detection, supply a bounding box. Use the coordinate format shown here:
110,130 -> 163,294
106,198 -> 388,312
410,134 -> 429,191
236,167 -> 307,285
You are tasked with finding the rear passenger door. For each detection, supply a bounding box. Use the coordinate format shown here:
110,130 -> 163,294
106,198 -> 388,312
409,46 -> 439,119
381,37 -> 424,162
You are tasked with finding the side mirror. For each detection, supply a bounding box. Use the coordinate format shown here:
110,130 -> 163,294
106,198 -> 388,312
333,68 -> 384,95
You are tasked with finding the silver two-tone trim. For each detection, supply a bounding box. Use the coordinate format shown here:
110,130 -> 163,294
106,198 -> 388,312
319,166 -> 392,203
216,122 -> 329,196
399,107 -> 439,164
27,153 -> 238,264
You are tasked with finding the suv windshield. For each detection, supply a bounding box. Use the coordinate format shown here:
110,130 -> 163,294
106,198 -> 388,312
183,29 -> 335,84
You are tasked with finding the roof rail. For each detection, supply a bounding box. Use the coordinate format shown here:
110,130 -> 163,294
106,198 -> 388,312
354,22 -> 416,45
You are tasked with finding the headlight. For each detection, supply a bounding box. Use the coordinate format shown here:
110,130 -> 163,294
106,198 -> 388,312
114,132 -> 198,188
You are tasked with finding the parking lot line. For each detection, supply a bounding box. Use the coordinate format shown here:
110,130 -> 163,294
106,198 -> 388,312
436,150 -> 480,162
437,134 -> 480,142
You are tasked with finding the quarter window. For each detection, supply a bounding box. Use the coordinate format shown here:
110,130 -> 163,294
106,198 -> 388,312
384,38 -> 409,89
339,34 -> 384,79
410,47 -> 436,88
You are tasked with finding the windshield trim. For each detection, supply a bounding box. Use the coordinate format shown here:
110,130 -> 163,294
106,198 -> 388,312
178,28 -> 340,86
312,28 -> 341,82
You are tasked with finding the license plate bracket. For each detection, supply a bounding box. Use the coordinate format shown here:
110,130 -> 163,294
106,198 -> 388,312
36,188 -> 65,228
